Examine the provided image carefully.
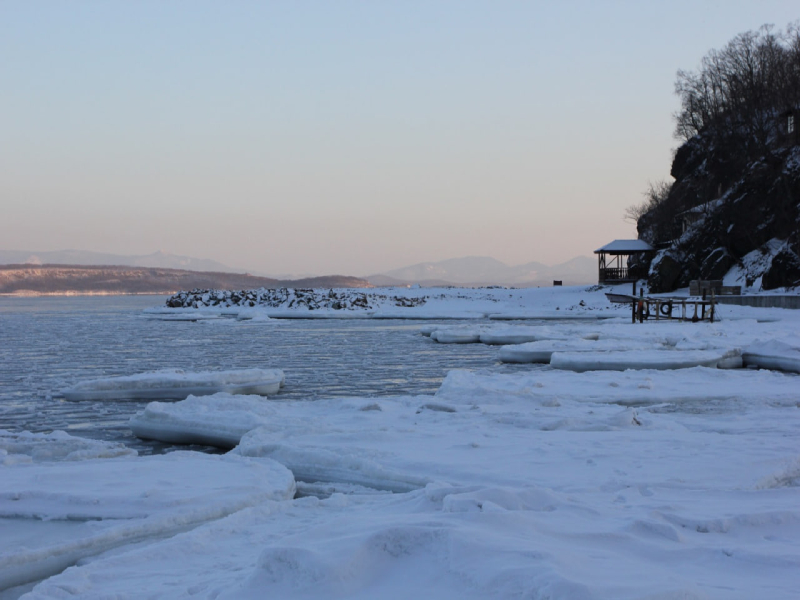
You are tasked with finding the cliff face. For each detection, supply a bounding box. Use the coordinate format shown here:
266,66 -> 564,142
639,123 -> 800,292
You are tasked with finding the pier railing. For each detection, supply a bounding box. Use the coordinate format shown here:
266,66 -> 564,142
605,292 -> 717,323
599,267 -> 630,282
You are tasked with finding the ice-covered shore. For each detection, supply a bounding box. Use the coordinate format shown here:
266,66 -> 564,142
4,285 -> 800,599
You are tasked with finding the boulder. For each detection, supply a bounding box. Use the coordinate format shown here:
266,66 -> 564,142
700,248 -> 736,281
648,252 -> 684,293
762,249 -> 800,290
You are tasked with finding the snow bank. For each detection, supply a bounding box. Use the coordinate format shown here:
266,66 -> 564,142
62,368 -> 285,401
0,452 -> 294,590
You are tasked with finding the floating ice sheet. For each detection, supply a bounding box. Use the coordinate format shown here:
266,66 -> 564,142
436,367 -> 799,405
429,326 -> 486,344
61,368 -> 285,401
549,349 -> 729,372
497,338 -> 662,363
743,339 -> 800,373
130,393 -> 278,448
0,430 -> 136,465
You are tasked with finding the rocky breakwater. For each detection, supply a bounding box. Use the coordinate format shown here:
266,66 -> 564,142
165,288 -> 427,311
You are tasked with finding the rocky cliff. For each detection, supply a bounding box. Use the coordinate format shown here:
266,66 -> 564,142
638,25 -> 800,293
639,130 -> 800,292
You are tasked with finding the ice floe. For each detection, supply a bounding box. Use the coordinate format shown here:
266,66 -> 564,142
0,430 -> 136,465
742,339 -> 800,373
497,338 -> 660,363
130,393 -> 278,448
549,349 -> 732,372
61,368 -> 285,401
427,324 -> 600,345
429,326 -> 487,344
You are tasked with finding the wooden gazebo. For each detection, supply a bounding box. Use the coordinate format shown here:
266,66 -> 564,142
594,239 -> 654,284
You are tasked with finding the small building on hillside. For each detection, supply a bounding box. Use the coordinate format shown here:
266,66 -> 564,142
594,239 -> 655,284
777,108 -> 799,147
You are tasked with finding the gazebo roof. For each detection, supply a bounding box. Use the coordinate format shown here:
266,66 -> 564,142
594,239 -> 654,254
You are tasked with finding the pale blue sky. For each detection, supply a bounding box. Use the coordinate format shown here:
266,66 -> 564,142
1,2 -> 797,276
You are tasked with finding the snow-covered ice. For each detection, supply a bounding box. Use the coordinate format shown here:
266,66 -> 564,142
0,451 -> 294,591
478,325 -> 572,345
130,394 -> 278,449
61,368 -> 285,401
549,348 -> 730,371
497,338 -> 660,363
23,362 -> 800,599
427,324 -> 605,346
742,339 -> 800,373
0,430 -> 136,464
4,284 -> 800,599
429,326 -> 486,344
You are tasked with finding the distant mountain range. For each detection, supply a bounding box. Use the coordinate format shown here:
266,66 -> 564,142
0,250 -> 239,274
367,256 -> 596,287
0,250 -> 598,289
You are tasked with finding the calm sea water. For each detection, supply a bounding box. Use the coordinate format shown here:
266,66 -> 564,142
0,295 -> 532,454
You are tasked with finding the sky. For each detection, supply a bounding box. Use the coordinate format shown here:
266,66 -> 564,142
1,2 -> 798,277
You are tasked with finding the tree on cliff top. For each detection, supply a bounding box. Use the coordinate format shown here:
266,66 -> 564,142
674,23 -> 800,153
638,23 -> 800,292
629,23 -> 800,236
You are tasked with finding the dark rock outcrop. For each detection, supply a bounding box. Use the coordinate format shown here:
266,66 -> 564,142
762,249 -> 800,290
640,132 -> 800,292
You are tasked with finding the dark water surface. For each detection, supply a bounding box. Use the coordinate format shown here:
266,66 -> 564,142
0,295 -> 531,454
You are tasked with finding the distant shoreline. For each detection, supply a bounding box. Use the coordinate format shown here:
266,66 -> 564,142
0,290 -> 174,297
0,264 -> 371,296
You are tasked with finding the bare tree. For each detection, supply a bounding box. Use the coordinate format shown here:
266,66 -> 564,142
624,180 -> 672,224
673,23 -> 800,152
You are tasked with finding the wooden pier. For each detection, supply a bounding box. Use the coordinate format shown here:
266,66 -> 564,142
606,291 -> 717,323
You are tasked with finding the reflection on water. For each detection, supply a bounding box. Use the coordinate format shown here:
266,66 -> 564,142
0,295 -> 534,454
